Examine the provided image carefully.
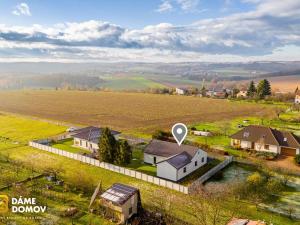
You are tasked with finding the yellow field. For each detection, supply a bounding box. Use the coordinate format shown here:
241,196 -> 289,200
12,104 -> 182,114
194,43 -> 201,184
0,90 -> 269,132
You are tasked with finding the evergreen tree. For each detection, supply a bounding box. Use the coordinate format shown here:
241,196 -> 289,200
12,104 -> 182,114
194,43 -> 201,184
98,128 -> 117,163
115,140 -> 132,165
257,79 -> 271,99
247,81 -> 256,97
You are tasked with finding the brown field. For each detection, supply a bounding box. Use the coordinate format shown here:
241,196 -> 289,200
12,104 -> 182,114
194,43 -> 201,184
0,90 -> 270,132
266,75 -> 300,92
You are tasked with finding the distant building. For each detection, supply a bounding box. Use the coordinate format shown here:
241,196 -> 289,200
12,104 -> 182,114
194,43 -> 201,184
227,218 -> 266,225
237,90 -> 247,98
100,183 -> 141,224
175,87 -> 188,95
206,89 -> 227,98
230,125 -> 300,156
144,139 -> 207,181
71,126 -> 121,153
295,87 -> 300,104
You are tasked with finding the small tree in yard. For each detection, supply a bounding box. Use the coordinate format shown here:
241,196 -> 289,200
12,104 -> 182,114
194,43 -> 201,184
247,81 -> 256,97
98,128 -> 117,163
257,79 -> 271,99
114,140 -> 132,165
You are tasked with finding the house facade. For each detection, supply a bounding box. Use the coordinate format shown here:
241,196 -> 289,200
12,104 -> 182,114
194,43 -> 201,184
175,87 -> 188,95
237,90 -> 247,98
71,126 -> 121,153
231,125 -> 300,156
144,140 -> 207,181
100,183 -> 141,224
295,88 -> 300,104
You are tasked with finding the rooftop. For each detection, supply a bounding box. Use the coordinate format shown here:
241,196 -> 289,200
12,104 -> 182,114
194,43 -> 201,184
144,139 -> 199,158
163,151 -> 192,169
100,183 -> 138,206
71,126 -> 121,143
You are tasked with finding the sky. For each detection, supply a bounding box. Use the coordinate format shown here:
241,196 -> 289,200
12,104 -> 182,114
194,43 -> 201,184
0,0 -> 300,63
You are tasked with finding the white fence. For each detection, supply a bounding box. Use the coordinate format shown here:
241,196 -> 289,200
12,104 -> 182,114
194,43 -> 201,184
29,141 -> 189,194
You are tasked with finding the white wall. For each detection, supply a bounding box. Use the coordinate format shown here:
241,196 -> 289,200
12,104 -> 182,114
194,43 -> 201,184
143,153 -> 167,165
241,140 -> 252,149
254,143 -> 279,154
156,149 -> 207,182
73,138 -> 98,152
295,95 -> 300,104
177,150 -> 207,181
297,148 -> 300,155
157,162 -> 178,181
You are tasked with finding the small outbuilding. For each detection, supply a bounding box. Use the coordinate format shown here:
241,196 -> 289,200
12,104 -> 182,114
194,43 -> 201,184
100,183 -> 141,224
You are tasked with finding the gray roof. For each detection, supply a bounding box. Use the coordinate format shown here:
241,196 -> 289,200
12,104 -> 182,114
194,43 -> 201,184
100,183 -> 138,206
71,126 -> 121,143
144,139 -> 199,158
164,151 -> 192,169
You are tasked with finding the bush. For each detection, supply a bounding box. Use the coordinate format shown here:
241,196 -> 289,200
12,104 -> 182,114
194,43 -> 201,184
295,155 -> 300,165
254,151 -> 277,160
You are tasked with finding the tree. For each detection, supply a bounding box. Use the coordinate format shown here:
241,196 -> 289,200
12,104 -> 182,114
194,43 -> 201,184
257,79 -> 271,99
98,128 -> 117,163
114,140 -> 132,165
247,81 -> 256,97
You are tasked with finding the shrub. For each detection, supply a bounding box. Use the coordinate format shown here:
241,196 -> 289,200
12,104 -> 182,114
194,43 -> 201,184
295,155 -> 300,165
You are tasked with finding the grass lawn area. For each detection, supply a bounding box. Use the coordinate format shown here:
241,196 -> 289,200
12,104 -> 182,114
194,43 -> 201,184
51,138 -> 91,155
0,113 -> 299,225
125,147 -> 156,176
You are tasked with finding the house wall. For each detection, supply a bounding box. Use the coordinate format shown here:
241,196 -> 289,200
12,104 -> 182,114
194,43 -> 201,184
175,88 -> 185,95
297,148 -> 300,155
177,150 -> 207,181
157,162 -> 178,181
254,143 -> 279,154
73,137 -> 98,152
144,153 -> 167,165
120,193 -> 138,223
295,95 -> 300,104
241,140 -> 252,149
157,149 -> 207,181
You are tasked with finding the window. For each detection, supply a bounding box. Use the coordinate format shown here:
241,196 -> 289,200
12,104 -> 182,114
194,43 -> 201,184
284,137 -> 287,142
153,157 -> 156,164
86,141 -> 88,147
183,167 -> 186,173
243,132 -> 250,138
195,161 -> 198,167
129,207 -> 132,215
264,144 -> 269,150
80,140 -> 82,146
202,157 -> 205,163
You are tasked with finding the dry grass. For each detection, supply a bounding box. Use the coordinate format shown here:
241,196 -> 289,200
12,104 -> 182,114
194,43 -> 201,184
0,90 -> 269,132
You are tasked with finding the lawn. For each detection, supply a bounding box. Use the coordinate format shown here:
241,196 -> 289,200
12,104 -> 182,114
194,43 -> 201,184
51,138 -> 91,155
0,113 -> 299,225
125,146 -> 156,176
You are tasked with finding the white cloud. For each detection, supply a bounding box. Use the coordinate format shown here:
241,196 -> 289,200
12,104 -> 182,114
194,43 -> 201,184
12,3 -> 31,16
1,0 -> 300,62
156,0 -> 173,13
177,0 -> 199,12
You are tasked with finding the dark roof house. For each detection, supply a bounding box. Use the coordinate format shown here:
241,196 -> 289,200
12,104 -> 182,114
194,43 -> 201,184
72,126 -> 121,143
144,139 -> 198,158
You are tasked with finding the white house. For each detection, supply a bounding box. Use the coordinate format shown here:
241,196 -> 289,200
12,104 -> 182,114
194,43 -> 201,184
144,140 -> 207,181
71,126 -> 121,153
237,90 -> 247,98
295,88 -> 300,104
231,125 -> 300,156
175,87 -> 188,95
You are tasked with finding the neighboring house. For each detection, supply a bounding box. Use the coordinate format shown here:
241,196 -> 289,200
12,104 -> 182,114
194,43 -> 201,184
206,90 -> 226,98
175,87 -> 188,95
227,218 -> 266,225
192,130 -> 212,137
295,87 -> 300,104
71,126 -> 121,153
230,125 -> 300,156
100,183 -> 141,224
237,90 -> 247,98
144,139 -> 207,181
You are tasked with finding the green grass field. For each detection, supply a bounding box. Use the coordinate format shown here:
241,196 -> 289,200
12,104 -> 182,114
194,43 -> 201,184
0,113 -> 299,225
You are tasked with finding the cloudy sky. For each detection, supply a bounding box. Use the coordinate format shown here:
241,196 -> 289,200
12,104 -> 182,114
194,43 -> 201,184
0,0 -> 300,62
